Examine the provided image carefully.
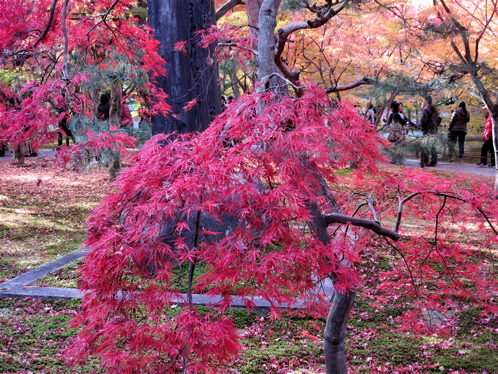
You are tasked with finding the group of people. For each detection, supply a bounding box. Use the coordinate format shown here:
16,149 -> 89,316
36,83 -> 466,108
380,97 -> 494,168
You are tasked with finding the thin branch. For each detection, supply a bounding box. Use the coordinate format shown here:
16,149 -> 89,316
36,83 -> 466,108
216,0 -> 245,21
86,0 -> 120,36
325,75 -> 377,94
217,41 -> 258,56
385,237 -> 421,299
395,191 -> 498,235
61,0 -> 70,81
273,0 -> 350,90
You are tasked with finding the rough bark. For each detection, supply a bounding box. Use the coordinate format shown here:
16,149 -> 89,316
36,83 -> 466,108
256,0 -> 283,93
148,0 -> 221,135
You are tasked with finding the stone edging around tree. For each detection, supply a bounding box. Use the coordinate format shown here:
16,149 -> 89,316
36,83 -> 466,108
0,248 -> 334,313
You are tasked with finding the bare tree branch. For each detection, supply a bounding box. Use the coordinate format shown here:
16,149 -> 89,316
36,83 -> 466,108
395,191 -> 498,235
324,213 -> 400,241
273,0 -> 350,93
325,75 -> 377,93
86,0 -> 120,36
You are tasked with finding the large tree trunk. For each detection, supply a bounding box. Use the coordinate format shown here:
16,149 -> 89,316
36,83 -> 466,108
148,0 -> 221,134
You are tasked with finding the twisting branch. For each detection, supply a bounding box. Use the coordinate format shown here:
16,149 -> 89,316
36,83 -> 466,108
33,0 -> 59,50
395,191 -> 498,235
86,0 -> 120,36
273,0 -> 350,93
259,72 -> 301,91
325,213 -> 400,241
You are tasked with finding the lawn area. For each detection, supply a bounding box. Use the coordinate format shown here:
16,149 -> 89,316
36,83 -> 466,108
0,157 -> 113,282
0,157 -> 497,373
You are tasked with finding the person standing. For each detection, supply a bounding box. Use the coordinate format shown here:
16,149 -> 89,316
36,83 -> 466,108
97,93 -> 111,120
477,110 -> 495,167
56,104 -> 75,146
385,101 -> 411,143
420,96 -> 440,166
448,101 -> 470,161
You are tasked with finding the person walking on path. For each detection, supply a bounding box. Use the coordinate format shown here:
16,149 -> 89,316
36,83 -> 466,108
448,101 -> 470,161
420,96 -> 441,167
477,110 -> 495,168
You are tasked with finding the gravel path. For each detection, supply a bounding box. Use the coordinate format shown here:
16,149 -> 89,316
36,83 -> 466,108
403,158 -> 496,177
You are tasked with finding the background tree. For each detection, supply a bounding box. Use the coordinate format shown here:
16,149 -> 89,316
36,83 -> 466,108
147,0 -> 221,134
376,0 -> 498,189
0,0 -> 170,166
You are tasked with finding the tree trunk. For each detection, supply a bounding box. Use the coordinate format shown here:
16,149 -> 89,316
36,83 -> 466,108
14,145 -> 25,166
308,201 -> 354,374
324,288 -> 356,374
148,0 -> 221,135
255,0 -> 288,95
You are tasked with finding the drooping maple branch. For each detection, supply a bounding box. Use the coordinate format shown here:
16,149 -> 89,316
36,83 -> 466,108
32,0 -> 59,50
216,0 -> 245,21
325,76 -> 377,94
395,191 -> 498,235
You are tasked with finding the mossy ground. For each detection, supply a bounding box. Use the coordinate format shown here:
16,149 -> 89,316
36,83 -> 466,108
1,158 -> 496,373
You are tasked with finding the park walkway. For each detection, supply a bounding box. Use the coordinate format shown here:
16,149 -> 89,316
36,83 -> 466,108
402,158 -> 496,177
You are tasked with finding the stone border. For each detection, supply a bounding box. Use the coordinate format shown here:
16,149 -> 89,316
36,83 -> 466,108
0,249 -> 334,312
0,248 -> 88,299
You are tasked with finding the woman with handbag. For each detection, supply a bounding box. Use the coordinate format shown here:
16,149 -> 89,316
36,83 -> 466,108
448,101 -> 470,161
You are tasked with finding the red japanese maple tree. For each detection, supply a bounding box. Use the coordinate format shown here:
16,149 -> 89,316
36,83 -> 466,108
0,0 -> 169,165
67,85 -> 498,373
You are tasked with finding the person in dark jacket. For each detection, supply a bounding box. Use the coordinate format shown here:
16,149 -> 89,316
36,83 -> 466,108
448,101 -> 470,161
97,93 -> 111,120
57,105 -> 75,146
420,96 -> 440,166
